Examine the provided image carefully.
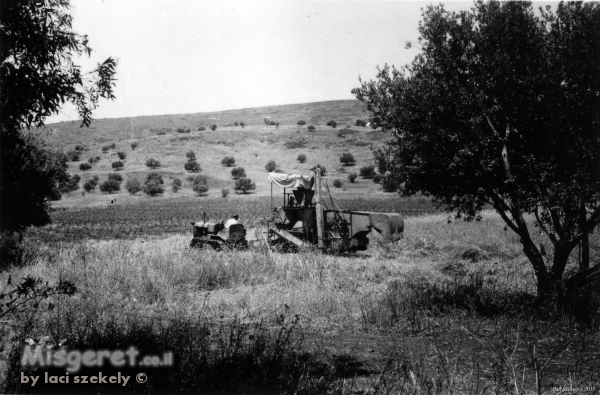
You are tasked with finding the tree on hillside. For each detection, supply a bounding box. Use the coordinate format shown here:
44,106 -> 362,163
353,1 -> 600,303
0,0 -> 117,233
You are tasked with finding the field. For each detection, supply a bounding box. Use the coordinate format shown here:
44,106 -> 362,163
2,102 -> 600,394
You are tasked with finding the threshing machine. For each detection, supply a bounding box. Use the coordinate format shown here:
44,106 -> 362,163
264,167 -> 404,252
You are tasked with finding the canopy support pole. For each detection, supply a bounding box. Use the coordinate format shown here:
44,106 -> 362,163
315,168 -> 324,249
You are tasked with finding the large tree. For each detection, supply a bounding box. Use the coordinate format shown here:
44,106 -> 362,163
354,1 -> 600,301
0,0 -> 117,233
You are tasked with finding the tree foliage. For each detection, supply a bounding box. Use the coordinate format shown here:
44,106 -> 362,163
125,178 -> 141,195
231,167 -> 246,180
265,160 -> 277,172
221,156 -> 235,167
142,173 -> 164,196
234,178 -> 256,194
146,158 -> 161,169
0,0 -> 117,233
353,0 -> 600,299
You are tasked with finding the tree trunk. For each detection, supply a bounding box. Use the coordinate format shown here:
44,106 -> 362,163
579,204 -> 589,272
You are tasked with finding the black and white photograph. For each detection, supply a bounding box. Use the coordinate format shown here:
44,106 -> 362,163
1,0 -> 599,393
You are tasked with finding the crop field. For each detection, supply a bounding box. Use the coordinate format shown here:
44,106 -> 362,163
27,195 -> 440,242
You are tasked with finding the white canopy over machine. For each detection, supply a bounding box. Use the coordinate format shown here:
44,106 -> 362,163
267,172 -> 314,189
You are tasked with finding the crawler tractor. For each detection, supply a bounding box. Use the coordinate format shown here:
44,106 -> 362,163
190,216 -> 248,250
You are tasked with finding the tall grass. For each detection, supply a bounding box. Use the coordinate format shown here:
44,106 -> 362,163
2,212 -> 599,393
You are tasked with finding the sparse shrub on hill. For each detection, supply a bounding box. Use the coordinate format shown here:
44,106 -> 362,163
373,173 -> 383,184
297,154 -> 307,163
117,151 -> 126,160
146,158 -> 161,169
240,122 -> 245,128
197,126 -> 206,131
87,157 -> 96,165
111,161 -> 124,170
101,143 -> 116,153
234,178 -> 255,194
192,175 -> 209,196
83,180 -> 96,192
172,177 -> 182,192
177,128 -> 191,134
285,139 -> 306,149
234,122 -> 239,127
186,150 -> 196,160
333,179 -> 342,188
92,175 -> 99,182
326,120 -> 337,128
355,119 -> 367,127
108,173 -> 123,182
307,125 -> 316,132
143,172 -> 164,196
265,160 -> 277,172
79,163 -> 92,171
360,165 -> 376,178
131,142 -> 138,150
231,167 -> 246,180
337,128 -> 358,138
348,173 -> 358,183
221,187 -> 230,198
210,124 -> 217,131
297,120 -> 306,126
340,152 -> 355,166
74,145 -> 87,151
99,179 -> 120,194
184,160 -> 201,173
66,150 -> 80,161
125,178 -> 142,195
156,130 -> 166,135
221,156 -> 235,167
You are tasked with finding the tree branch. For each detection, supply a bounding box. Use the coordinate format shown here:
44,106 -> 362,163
534,207 -> 557,245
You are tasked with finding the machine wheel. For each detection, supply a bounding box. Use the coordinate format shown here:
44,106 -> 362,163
190,239 -> 203,249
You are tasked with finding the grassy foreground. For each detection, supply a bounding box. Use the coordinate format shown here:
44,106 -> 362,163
2,212 -> 599,394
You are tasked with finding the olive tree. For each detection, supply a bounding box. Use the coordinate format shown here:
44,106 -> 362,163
353,1 -> 600,302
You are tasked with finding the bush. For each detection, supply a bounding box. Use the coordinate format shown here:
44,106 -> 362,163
348,173 -> 358,183
101,143 -> 116,153
58,174 -> 80,193
111,161 -> 124,170
172,177 -> 182,192
355,119 -> 367,127
337,128 -> 359,138
92,175 -> 99,182
74,144 -> 86,151
108,173 -> 123,182
66,150 -> 80,161
333,179 -> 342,188
99,179 -> 120,194
186,150 -> 196,160
184,160 -> 201,173
221,187 -> 230,198
79,163 -> 92,171
176,128 -> 191,134
131,142 -> 138,150
146,158 -> 161,169
307,125 -> 316,132
381,171 -> 399,192
297,154 -> 307,163
326,120 -> 337,128
143,172 -> 164,196
265,160 -> 277,172
192,175 -> 209,195
340,152 -> 355,166
210,124 -> 217,131
359,164 -> 376,178
116,151 -> 126,160
297,120 -> 306,126
83,180 -> 96,192
221,156 -> 235,167
285,139 -> 306,149
197,126 -> 206,131
125,178 -> 142,195
240,122 -> 245,128
87,156 -> 99,165
373,173 -> 383,184
231,167 -> 246,180
234,178 -> 256,194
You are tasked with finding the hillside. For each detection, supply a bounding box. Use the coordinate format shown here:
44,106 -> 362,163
39,99 -> 395,208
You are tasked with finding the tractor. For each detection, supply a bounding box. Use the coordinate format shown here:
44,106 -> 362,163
190,215 -> 248,250
263,166 -> 404,253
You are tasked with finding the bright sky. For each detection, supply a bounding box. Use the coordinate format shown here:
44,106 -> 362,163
48,1 -> 475,123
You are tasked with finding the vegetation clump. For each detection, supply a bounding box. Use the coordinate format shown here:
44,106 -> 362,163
360,165 -> 376,178
111,161 -> 124,170
297,154 -> 307,163
79,163 -> 92,171
125,178 -> 142,195
333,179 -> 342,188
347,173 -> 358,183
231,167 -> 246,180
146,158 -> 161,169
99,179 -> 120,194
234,178 -> 255,194
192,175 -> 209,196
326,120 -> 337,128
143,172 -> 164,196
340,152 -> 355,166
265,160 -> 277,172
221,156 -> 235,167
172,177 -> 182,192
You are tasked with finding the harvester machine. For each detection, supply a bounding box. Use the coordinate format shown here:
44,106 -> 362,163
264,166 -> 404,253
